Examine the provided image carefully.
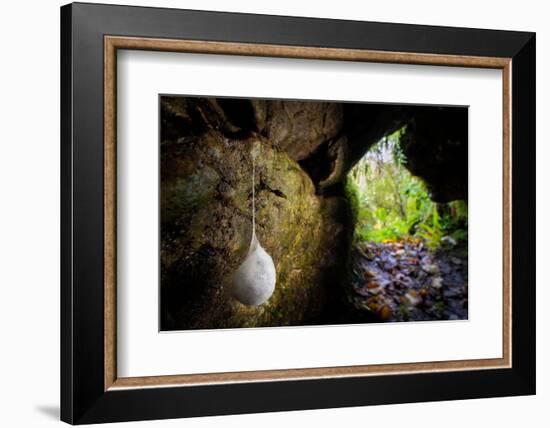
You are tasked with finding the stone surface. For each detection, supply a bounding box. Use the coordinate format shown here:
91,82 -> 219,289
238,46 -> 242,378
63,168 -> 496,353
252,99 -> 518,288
160,97 -> 351,330
251,99 -> 344,161
400,106 -> 468,202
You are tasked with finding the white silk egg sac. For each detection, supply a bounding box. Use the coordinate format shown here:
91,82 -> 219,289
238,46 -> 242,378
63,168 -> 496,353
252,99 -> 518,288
232,147 -> 276,306
232,233 -> 276,306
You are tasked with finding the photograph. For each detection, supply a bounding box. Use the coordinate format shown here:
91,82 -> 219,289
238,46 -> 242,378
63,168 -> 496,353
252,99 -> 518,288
53,1 -> 536,425
160,95 -> 469,331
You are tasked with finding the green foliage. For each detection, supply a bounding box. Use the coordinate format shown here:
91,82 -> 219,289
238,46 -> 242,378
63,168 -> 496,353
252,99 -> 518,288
348,129 -> 467,248
416,205 -> 443,250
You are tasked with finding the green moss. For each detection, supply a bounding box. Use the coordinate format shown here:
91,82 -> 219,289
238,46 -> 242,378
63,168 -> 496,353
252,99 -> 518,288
344,175 -> 360,227
161,131 -> 349,329
162,165 -> 219,223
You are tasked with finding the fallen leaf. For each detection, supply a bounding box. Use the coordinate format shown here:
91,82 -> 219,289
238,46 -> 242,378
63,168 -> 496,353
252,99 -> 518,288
404,290 -> 422,306
378,305 -> 392,321
431,276 -> 443,289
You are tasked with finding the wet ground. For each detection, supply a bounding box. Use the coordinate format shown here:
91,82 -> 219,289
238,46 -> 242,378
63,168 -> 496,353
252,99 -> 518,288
350,239 -> 468,322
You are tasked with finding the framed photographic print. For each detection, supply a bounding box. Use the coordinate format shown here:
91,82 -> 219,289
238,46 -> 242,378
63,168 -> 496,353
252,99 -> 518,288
60,2 -> 535,424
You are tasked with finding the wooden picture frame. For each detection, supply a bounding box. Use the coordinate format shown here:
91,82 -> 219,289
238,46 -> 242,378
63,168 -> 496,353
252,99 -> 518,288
61,2 -> 535,424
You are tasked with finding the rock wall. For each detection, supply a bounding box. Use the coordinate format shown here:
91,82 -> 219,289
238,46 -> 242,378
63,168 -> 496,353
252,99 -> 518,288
160,97 -> 351,330
399,107 -> 468,202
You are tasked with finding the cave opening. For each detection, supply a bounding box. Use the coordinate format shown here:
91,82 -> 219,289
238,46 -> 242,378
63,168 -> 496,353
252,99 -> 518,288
346,126 -> 468,246
341,123 -> 469,323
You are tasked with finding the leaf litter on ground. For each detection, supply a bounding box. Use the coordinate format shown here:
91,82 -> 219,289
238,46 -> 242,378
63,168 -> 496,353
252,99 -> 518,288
350,238 -> 468,322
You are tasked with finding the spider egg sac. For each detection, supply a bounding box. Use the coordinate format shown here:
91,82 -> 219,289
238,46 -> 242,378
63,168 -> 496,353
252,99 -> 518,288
232,234 -> 276,306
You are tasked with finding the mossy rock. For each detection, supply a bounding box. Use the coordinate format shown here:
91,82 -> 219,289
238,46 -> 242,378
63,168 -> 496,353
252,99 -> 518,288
160,131 -> 349,330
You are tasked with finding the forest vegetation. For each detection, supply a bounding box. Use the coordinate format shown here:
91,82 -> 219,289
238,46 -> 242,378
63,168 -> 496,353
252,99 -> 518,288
346,128 -> 468,322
